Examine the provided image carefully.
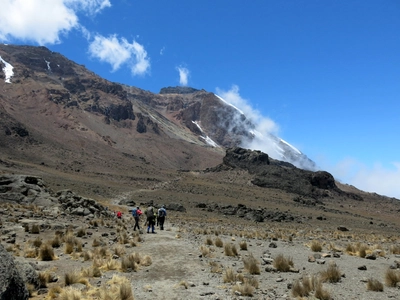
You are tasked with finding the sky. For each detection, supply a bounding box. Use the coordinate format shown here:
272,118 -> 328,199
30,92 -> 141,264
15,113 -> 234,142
0,0 -> 399,199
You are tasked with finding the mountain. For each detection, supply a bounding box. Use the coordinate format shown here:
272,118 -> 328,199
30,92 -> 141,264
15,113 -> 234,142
1,44 -> 399,211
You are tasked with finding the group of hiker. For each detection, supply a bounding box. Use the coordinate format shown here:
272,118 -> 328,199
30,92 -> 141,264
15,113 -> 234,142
131,204 -> 167,233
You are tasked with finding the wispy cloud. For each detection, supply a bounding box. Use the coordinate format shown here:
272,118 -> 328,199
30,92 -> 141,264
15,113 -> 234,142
88,34 -> 150,76
327,158 -> 400,199
0,0 -> 110,45
176,66 -> 190,86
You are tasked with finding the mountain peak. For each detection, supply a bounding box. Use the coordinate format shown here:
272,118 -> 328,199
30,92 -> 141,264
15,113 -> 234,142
159,86 -> 200,94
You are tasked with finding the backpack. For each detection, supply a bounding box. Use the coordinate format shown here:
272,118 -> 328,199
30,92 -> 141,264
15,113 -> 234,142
132,208 -> 137,217
158,208 -> 166,217
117,211 -> 122,218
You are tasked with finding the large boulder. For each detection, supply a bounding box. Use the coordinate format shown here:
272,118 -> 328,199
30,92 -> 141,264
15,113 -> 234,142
0,175 -> 56,206
0,244 -> 29,299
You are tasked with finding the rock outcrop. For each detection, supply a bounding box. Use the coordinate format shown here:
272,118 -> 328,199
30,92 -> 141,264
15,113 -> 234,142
0,244 -> 29,300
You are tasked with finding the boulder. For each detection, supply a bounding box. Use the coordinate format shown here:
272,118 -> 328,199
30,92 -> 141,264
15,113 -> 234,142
0,244 -> 29,299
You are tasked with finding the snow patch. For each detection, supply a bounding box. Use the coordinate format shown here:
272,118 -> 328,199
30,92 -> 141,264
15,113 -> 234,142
0,56 -> 14,83
44,59 -> 51,72
214,94 -> 244,115
280,139 -> 301,154
192,121 -> 219,147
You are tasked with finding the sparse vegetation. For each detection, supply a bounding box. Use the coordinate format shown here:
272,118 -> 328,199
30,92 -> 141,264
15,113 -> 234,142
39,243 -> 56,261
321,263 -> 342,283
239,240 -> 248,250
215,237 -> 223,248
310,240 -> 323,252
224,243 -> 238,257
385,269 -> 400,287
273,254 -> 294,272
243,253 -> 260,275
367,278 -> 384,292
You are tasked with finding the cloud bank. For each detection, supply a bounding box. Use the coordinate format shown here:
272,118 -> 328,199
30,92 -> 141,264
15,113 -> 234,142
0,0 -> 109,45
88,34 -> 150,75
176,66 -> 189,86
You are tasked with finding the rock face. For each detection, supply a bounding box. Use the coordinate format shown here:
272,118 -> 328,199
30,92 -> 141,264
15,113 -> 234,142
0,174 -> 113,218
0,175 -> 56,206
209,147 -> 363,201
0,244 -> 29,300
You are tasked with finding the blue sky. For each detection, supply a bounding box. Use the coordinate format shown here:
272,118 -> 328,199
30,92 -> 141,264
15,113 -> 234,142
1,0 -> 399,198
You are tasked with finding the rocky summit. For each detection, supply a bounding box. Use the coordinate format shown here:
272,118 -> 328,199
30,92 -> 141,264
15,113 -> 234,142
1,44 -> 400,300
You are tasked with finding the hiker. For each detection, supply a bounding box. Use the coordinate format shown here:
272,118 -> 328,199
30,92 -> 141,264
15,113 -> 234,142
145,205 -> 156,233
116,211 -> 122,219
158,205 -> 167,230
132,206 -> 142,231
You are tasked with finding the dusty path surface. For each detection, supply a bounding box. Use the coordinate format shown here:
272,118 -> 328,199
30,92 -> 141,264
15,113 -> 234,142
130,227 -> 223,300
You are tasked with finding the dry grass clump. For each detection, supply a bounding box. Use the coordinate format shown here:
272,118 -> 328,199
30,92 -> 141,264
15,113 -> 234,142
320,262 -> 342,283
215,237 -> 223,248
209,261 -> 223,273
310,240 -> 323,252
243,254 -> 260,275
24,246 -> 39,258
30,224 -> 40,234
389,244 -> 400,254
81,265 -> 102,278
39,243 -> 57,261
105,275 -> 134,300
114,245 -> 126,257
76,227 -> 86,237
140,255 -> 152,267
178,280 -> 189,289
232,282 -> 254,297
239,241 -> 248,250
121,255 -> 138,272
94,246 -> 110,258
273,254 -> 294,272
224,243 -> 238,257
51,235 -> 62,248
367,278 -> 384,292
64,270 -> 88,286
205,236 -> 213,245
292,275 -> 331,299
58,286 -> 84,300
223,268 -> 236,283
345,242 -> 371,258
385,269 -> 400,287
200,245 -> 211,257
32,237 -> 42,248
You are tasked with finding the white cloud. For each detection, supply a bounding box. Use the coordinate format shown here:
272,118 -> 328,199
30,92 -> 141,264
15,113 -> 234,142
331,159 -> 400,199
65,0 -> 111,15
216,85 -> 279,134
88,34 -> 150,76
0,0 -> 110,45
176,66 -> 189,86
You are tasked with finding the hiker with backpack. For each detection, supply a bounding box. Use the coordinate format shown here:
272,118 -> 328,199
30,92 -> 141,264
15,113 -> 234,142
132,206 -> 142,231
158,205 -> 167,230
145,205 -> 157,233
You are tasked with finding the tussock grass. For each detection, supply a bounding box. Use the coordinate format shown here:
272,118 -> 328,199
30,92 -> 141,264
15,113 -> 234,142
106,275 -> 134,300
232,282 -> 254,296
367,278 -> 384,292
390,244 -> 400,254
314,282 -> 332,300
205,236 -> 213,245
64,270 -> 88,286
114,245 -> 126,257
58,286 -> 83,300
39,243 -> 57,261
215,237 -> 223,248
200,245 -> 211,257
30,224 -> 40,234
223,268 -> 236,283
243,254 -> 260,275
385,269 -> 400,287
121,255 -> 138,272
32,237 -> 42,248
209,261 -> 223,273
140,255 -> 152,267
321,263 -> 342,283
224,243 -> 238,257
310,240 -> 323,252
239,241 -> 248,250
273,254 -> 294,272
76,227 -> 86,237
51,235 -> 62,248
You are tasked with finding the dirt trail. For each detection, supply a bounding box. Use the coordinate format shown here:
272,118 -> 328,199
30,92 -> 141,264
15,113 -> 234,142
130,226 -> 222,300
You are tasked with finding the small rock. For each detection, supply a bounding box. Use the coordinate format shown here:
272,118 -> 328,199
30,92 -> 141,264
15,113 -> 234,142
269,242 -> 277,248
358,265 -> 367,270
